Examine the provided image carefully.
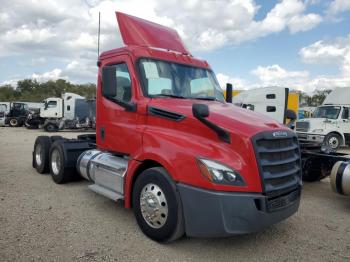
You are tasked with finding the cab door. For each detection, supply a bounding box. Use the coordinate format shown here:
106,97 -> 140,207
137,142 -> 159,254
40,98 -> 63,118
97,55 -> 143,156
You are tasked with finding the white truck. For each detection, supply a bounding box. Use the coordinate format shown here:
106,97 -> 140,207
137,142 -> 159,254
26,92 -> 96,132
295,87 -> 350,150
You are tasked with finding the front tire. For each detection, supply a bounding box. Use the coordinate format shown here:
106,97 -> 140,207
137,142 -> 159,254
325,133 -> 342,150
9,118 -> 20,127
132,167 -> 184,242
45,123 -> 59,132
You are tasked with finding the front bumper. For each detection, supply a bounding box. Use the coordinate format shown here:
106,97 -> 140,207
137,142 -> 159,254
178,183 -> 300,237
297,132 -> 325,143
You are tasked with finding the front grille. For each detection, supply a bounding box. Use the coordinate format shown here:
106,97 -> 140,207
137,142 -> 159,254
252,131 -> 302,201
297,133 -> 307,140
295,121 -> 310,132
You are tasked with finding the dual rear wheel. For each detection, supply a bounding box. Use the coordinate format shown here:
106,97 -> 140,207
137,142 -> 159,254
33,136 -> 76,183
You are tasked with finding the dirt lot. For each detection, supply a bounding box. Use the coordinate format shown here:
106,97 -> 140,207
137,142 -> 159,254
0,127 -> 350,262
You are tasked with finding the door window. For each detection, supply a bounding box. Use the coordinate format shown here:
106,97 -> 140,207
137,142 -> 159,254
114,63 -> 132,102
47,101 -> 57,108
342,107 -> 350,119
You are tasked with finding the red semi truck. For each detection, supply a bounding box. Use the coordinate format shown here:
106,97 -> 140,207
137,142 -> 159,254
32,12 -> 302,242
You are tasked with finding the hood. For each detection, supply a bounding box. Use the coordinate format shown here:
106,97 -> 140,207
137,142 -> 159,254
149,99 -> 286,138
116,12 -> 190,55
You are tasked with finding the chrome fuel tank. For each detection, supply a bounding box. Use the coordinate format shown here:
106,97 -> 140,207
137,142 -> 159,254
77,150 -> 128,196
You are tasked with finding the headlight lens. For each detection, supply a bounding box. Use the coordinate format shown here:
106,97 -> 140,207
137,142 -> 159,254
197,158 -> 245,186
312,129 -> 323,133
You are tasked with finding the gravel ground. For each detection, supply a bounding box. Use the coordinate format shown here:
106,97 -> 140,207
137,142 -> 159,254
0,127 -> 350,262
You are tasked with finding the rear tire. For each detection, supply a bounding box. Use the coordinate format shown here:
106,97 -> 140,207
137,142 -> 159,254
33,136 -> 52,174
49,140 -> 76,184
132,167 -> 184,242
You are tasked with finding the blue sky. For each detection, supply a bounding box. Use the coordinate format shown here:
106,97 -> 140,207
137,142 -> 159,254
1,0 -> 350,93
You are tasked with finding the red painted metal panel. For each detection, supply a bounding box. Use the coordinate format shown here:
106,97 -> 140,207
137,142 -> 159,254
116,12 -> 190,54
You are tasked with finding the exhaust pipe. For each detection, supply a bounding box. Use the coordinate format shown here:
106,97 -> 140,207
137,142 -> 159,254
330,161 -> 350,196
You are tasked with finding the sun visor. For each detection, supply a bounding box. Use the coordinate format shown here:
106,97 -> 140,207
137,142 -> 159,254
116,12 -> 190,55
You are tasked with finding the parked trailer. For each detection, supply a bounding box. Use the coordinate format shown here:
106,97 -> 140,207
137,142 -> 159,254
31,12 -> 301,242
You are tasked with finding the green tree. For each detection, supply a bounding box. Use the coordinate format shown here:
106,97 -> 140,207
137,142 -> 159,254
0,79 -> 96,102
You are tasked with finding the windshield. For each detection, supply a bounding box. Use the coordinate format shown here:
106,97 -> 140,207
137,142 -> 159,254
0,104 -> 7,112
138,58 -> 225,102
313,106 -> 340,119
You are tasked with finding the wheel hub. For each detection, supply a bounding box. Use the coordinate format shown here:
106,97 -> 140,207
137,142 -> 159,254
35,144 -> 42,166
329,137 -> 339,149
51,149 -> 61,175
140,183 -> 168,229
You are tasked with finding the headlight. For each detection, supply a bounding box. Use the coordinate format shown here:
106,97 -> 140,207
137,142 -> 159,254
197,158 -> 245,186
311,129 -> 323,133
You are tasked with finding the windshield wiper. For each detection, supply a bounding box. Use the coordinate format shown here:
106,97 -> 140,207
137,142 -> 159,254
153,94 -> 186,99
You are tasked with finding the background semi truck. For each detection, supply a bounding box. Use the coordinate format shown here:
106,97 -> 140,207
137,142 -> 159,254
296,87 -> 350,150
31,12 -> 302,242
26,92 -> 96,131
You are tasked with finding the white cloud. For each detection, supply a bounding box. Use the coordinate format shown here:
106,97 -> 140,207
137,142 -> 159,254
327,0 -> 350,15
288,13 -> 322,33
299,36 -> 350,75
156,0 -> 322,51
251,65 -> 308,83
216,73 -> 247,89
221,63 -> 350,94
31,69 -> 64,82
0,0 -> 324,88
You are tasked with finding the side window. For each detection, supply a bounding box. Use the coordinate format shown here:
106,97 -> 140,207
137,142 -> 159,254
47,101 -> 57,108
266,106 -> 276,112
115,63 -> 131,102
67,105 -> 71,111
342,107 -> 350,119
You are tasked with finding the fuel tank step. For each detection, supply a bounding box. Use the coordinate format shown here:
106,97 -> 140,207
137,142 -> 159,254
88,184 -> 124,201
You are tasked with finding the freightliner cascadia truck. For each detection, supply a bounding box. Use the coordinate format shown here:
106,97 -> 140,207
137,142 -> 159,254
31,12 -> 302,242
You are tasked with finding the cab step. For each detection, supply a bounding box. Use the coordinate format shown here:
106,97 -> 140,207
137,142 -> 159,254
88,184 -> 124,201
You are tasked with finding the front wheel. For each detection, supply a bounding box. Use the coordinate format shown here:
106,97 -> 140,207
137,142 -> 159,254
132,167 -> 184,242
45,123 -> 59,132
325,133 -> 342,150
9,118 -> 20,127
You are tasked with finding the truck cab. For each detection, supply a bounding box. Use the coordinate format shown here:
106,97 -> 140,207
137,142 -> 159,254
32,12 -> 301,242
296,88 -> 350,150
40,98 -> 63,119
40,93 -> 85,120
